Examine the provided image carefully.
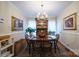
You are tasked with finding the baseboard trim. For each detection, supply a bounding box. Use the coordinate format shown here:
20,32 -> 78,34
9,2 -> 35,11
58,41 -> 78,57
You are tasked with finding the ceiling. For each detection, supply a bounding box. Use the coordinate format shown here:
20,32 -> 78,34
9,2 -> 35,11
11,1 -> 73,18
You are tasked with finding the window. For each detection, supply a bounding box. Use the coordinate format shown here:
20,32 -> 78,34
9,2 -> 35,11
48,19 -> 56,32
27,20 -> 36,29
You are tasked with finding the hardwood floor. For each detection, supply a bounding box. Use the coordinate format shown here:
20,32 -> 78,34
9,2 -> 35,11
15,42 -> 77,57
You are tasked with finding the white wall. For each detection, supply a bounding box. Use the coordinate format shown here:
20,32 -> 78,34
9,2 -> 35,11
0,2 -> 27,42
57,1 -> 79,55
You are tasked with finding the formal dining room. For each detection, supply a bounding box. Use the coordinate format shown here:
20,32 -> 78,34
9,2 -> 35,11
0,1 -> 79,57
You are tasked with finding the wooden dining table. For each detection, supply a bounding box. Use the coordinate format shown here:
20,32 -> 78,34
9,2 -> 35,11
27,35 -> 57,56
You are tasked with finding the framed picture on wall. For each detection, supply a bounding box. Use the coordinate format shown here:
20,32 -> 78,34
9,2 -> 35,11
63,13 -> 77,30
11,16 -> 23,31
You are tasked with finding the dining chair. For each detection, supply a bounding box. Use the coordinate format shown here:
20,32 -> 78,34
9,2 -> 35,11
54,34 -> 60,53
25,34 -> 32,55
30,37 -> 53,56
25,34 -> 29,47
40,37 -> 53,56
42,40 -> 53,55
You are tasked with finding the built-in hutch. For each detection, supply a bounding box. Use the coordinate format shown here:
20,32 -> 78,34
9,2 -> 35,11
35,18 -> 48,40
0,35 -> 14,57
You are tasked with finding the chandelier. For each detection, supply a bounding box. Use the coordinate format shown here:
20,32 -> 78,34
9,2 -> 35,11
36,4 -> 48,20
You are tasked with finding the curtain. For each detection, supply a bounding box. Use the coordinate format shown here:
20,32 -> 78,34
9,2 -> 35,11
48,20 -> 56,31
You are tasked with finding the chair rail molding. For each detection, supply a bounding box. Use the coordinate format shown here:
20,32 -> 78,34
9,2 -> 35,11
60,32 -> 79,56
